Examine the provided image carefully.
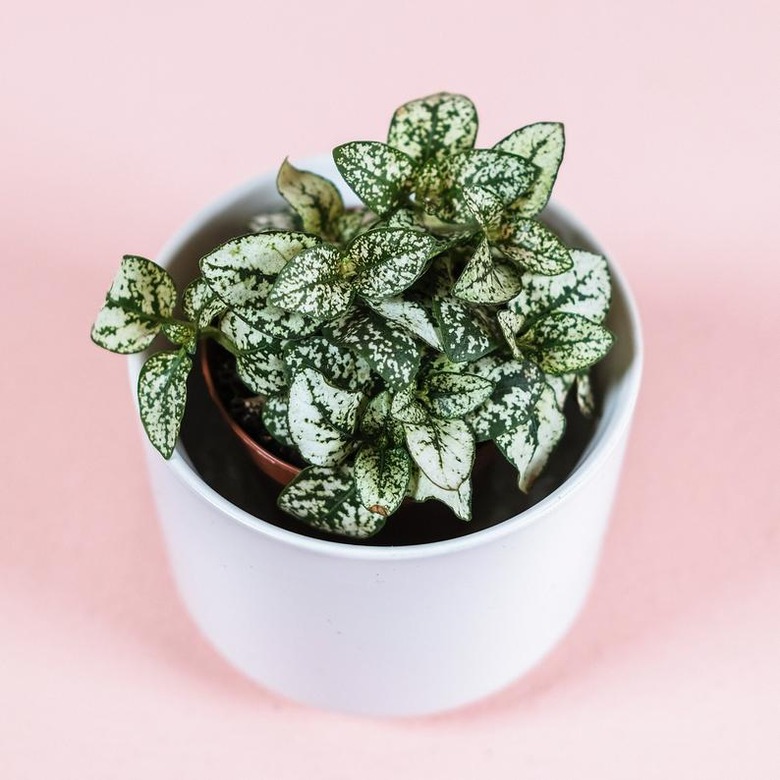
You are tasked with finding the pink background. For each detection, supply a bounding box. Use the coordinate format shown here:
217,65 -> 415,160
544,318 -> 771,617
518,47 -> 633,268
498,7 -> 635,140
2,0 -> 778,776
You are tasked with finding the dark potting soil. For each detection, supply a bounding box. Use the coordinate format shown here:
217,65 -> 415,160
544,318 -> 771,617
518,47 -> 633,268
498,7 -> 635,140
180,345 -> 597,546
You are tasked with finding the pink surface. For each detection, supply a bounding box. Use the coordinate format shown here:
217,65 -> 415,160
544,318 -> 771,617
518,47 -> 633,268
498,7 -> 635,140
2,0 -> 778,776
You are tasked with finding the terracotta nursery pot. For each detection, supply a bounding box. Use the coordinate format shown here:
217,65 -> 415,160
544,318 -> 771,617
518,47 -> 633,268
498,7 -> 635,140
127,156 -> 643,716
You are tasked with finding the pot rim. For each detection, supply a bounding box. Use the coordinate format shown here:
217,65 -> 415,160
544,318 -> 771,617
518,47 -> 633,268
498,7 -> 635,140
128,161 -> 643,561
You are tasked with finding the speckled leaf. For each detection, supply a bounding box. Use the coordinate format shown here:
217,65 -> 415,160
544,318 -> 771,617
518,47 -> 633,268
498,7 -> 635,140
496,382 -> 566,492
545,373 -> 576,410
432,297 -> 498,362
337,209 -> 375,243
137,349 -> 192,459
461,186 -> 505,229
234,348 -> 287,396
200,232 -> 319,308
287,367 -> 363,466
354,443 -> 412,517
404,415 -> 475,491
499,218 -> 573,275
576,373 -> 595,417
424,371 -> 493,419
358,392 -> 403,447
268,244 -> 353,321
262,393 -> 294,448
494,122 -> 565,216
452,237 -> 522,304
387,93 -> 478,163
507,250 -> 611,330
248,210 -> 298,233
218,308 -> 278,352
390,385 -> 428,425
183,278 -> 226,328
521,312 -> 615,375
466,355 -> 546,441
350,227 -> 442,300
497,308 -> 525,357
91,256 -> 176,354
284,335 -> 375,393
162,322 -> 196,353
370,293 -> 442,350
409,468 -> 472,521
417,150 -> 537,222
277,466 -> 385,538
333,141 -> 415,216
277,159 -> 344,240
325,309 -> 421,389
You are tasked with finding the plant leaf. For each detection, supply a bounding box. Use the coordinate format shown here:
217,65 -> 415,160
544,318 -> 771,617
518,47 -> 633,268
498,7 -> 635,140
577,373 -> 595,417
390,385 -> 428,425
248,210 -> 299,233
325,308 -> 421,389
200,232 -> 319,308
276,159 -> 344,240
423,370 -> 493,419
183,277 -> 227,328
507,249 -> 612,330
495,382 -> 566,492
278,465 -> 385,538
162,322 -> 197,353
91,255 -> 176,354
336,209 -> 375,243
404,415 -> 475,490
262,393 -> 295,448
354,443 -> 412,517
284,335 -> 375,393
452,237 -> 522,304
268,244 -> 353,321
461,186 -> 505,229
432,296 -> 498,362
466,354 -> 546,441
333,141 -> 415,215
350,227 -> 442,300
387,92 -> 478,164
520,312 -> 615,375
287,367 -> 363,466
369,293 -> 442,350
494,122 -> 565,216
409,467 -> 472,521
137,349 -> 192,459
499,218 -> 573,275
360,391 -> 405,444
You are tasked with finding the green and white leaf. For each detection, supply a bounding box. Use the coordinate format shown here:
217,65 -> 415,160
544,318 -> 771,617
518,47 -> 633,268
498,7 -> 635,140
287,367 -> 363,466
200,232 -> 319,308
497,308 -> 525,358
544,372 -> 576,410
91,255 -> 176,354
423,370 -> 493,419
262,393 -> 294,448
409,467 -> 472,521
404,415 -> 475,490
496,382 -> 566,492
452,237 -> 522,304
284,335 -> 374,393
277,159 -> 344,240
499,218 -> 573,275
268,244 -> 353,322
354,443 -> 412,517
507,249 -> 611,330
369,293 -> 442,350
325,309 -> 421,389
218,308 -> 278,352
461,185 -> 505,229
360,391 -> 405,445
432,297 -> 498,362
333,141 -> 415,216
390,385 -> 428,425
337,209 -> 375,244
521,312 -> 615,375
494,122 -> 565,216
162,321 -> 196,352
466,355 -> 546,441
577,373 -> 595,417
350,227 -> 441,300
137,349 -> 192,459
234,348 -> 287,396
248,210 -> 298,233
387,93 -> 478,163
183,277 -> 227,327
278,466 -> 385,538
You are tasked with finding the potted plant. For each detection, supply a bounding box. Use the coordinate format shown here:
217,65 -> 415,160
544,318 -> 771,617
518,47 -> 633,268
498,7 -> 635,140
92,94 -> 642,715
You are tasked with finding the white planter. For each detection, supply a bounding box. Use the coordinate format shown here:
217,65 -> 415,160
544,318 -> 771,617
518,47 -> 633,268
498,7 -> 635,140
128,158 -> 643,717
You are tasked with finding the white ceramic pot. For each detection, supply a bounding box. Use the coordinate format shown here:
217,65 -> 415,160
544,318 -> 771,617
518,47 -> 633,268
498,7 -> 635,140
128,157 -> 643,717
